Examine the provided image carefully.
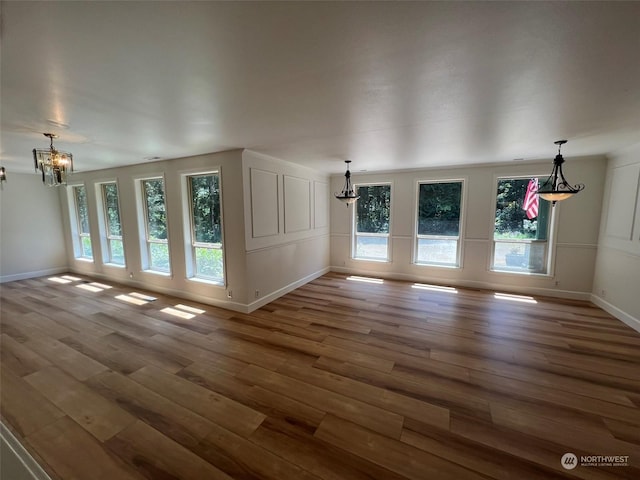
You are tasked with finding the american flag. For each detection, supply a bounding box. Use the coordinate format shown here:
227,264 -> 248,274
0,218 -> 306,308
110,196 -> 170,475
523,178 -> 539,219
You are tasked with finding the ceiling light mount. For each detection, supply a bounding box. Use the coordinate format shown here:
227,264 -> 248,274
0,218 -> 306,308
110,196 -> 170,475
335,160 -> 359,206
536,139 -> 584,204
33,133 -> 74,186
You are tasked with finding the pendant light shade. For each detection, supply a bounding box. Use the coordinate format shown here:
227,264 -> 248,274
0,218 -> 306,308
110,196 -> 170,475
335,160 -> 359,206
536,140 -> 584,204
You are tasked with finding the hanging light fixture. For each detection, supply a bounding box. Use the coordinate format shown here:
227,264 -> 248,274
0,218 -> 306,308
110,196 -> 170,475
334,160 -> 359,206
32,133 -> 74,186
536,140 -> 584,204
0,167 -> 6,184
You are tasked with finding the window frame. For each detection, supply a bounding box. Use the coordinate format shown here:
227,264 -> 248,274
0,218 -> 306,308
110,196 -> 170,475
98,181 -> 125,267
138,176 -> 171,275
184,171 -> 225,285
489,174 -> 558,276
352,182 -> 392,262
71,184 -> 93,261
414,178 -> 465,268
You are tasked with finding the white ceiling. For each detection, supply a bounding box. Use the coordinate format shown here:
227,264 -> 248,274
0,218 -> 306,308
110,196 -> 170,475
2,1 -> 640,175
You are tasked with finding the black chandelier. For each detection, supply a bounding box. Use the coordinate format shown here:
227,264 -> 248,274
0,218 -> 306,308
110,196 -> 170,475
334,160 -> 359,206
536,140 -> 584,204
33,133 -> 74,186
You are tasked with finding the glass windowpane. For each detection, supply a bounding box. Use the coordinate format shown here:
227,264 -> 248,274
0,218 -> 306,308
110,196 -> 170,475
149,242 -> 170,272
195,247 -> 224,280
74,186 -> 90,234
190,175 -> 222,244
418,182 -> 462,236
356,185 -> 391,234
109,238 -> 125,265
103,183 -> 122,236
355,236 -> 388,260
143,179 -> 167,241
417,238 -> 458,265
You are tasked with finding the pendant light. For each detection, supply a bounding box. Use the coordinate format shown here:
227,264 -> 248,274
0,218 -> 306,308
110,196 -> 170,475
32,133 -> 74,186
536,140 -> 584,204
335,160 -> 359,206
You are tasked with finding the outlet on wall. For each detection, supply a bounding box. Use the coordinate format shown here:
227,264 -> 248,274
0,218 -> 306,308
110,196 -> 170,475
227,290 -> 233,298
255,290 -> 260,298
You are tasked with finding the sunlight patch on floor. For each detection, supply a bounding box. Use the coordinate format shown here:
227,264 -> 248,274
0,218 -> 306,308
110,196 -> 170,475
494,292 -> 537,303
347,276 -> 384,284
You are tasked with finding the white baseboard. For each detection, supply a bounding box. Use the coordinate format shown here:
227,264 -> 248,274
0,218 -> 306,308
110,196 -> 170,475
590,294 -> 640,334
68,267 -> 330,314
0,423 -> 51,480
0,267 -> 68,284
330,266 -> 592,301
246,266 -> 331,313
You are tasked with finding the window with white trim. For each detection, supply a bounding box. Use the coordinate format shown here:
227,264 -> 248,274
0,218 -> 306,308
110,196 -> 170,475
416,181 -> 463,267
141,178 -> 170,273
72,185 -> 93,260
186,173 -> 224,283
100,182 -> 125,265
492,177 -> 553,274
353,184 -> 391,261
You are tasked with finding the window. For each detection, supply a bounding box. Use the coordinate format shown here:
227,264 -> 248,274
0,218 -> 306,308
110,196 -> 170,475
101,182 -> 125,265
416,181 -> 463,266
353,184 -> 391,261
73,185 -> 92,259
187,173 -> 224,283
141,178 -> 170,273
492,177 -> 552,274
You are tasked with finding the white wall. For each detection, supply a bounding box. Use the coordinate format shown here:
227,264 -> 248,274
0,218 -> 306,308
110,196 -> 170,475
0,173 -> 68,282
330,155 -> 607,299
242,150 -> 330,310
592,143 -> 640,331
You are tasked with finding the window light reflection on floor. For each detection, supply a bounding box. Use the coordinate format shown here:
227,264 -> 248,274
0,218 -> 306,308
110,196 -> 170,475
494,292 -> 537,304
49,275 -> 83,284
76,283 -> 104,293
161,304 -> 205,320
115,294 -> 150,305
48,276 -> 72,284
412,283 -> 458,294
128,292 -> 157,301
160,307 -> 195,320
174,304 -> 205,314
346,276 -> 384,284
61,275 -> 82,282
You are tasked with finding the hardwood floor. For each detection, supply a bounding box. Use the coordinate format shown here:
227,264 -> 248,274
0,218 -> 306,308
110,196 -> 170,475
1,273 -> 639,479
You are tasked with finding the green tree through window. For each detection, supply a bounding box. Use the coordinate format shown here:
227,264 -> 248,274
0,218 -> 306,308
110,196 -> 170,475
354,184 -> 391,260
73,185 -> 92,259
416,181 -> 463,266
190,174 -> 221,244
143,179 -> 167,240
188,173 -> 224,282
141,178 -> 170,272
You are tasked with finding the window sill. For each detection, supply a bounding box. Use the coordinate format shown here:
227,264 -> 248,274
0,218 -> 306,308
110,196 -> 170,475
415,263 -> 461,270
188,277 -> 225,287
142,270 -> 172,277
75,257 -> 94,263
104,263 -> 126,268
490,268 -> 552,278
352,257 -> 390,263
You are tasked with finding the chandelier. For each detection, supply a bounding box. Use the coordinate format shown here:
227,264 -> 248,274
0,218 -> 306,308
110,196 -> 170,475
536,140 -> 584,204
334,160 -> 359,206
33,133 -> 74,186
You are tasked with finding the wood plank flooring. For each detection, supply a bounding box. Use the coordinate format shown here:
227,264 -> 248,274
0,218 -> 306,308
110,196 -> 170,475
1,273 -> 640,479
